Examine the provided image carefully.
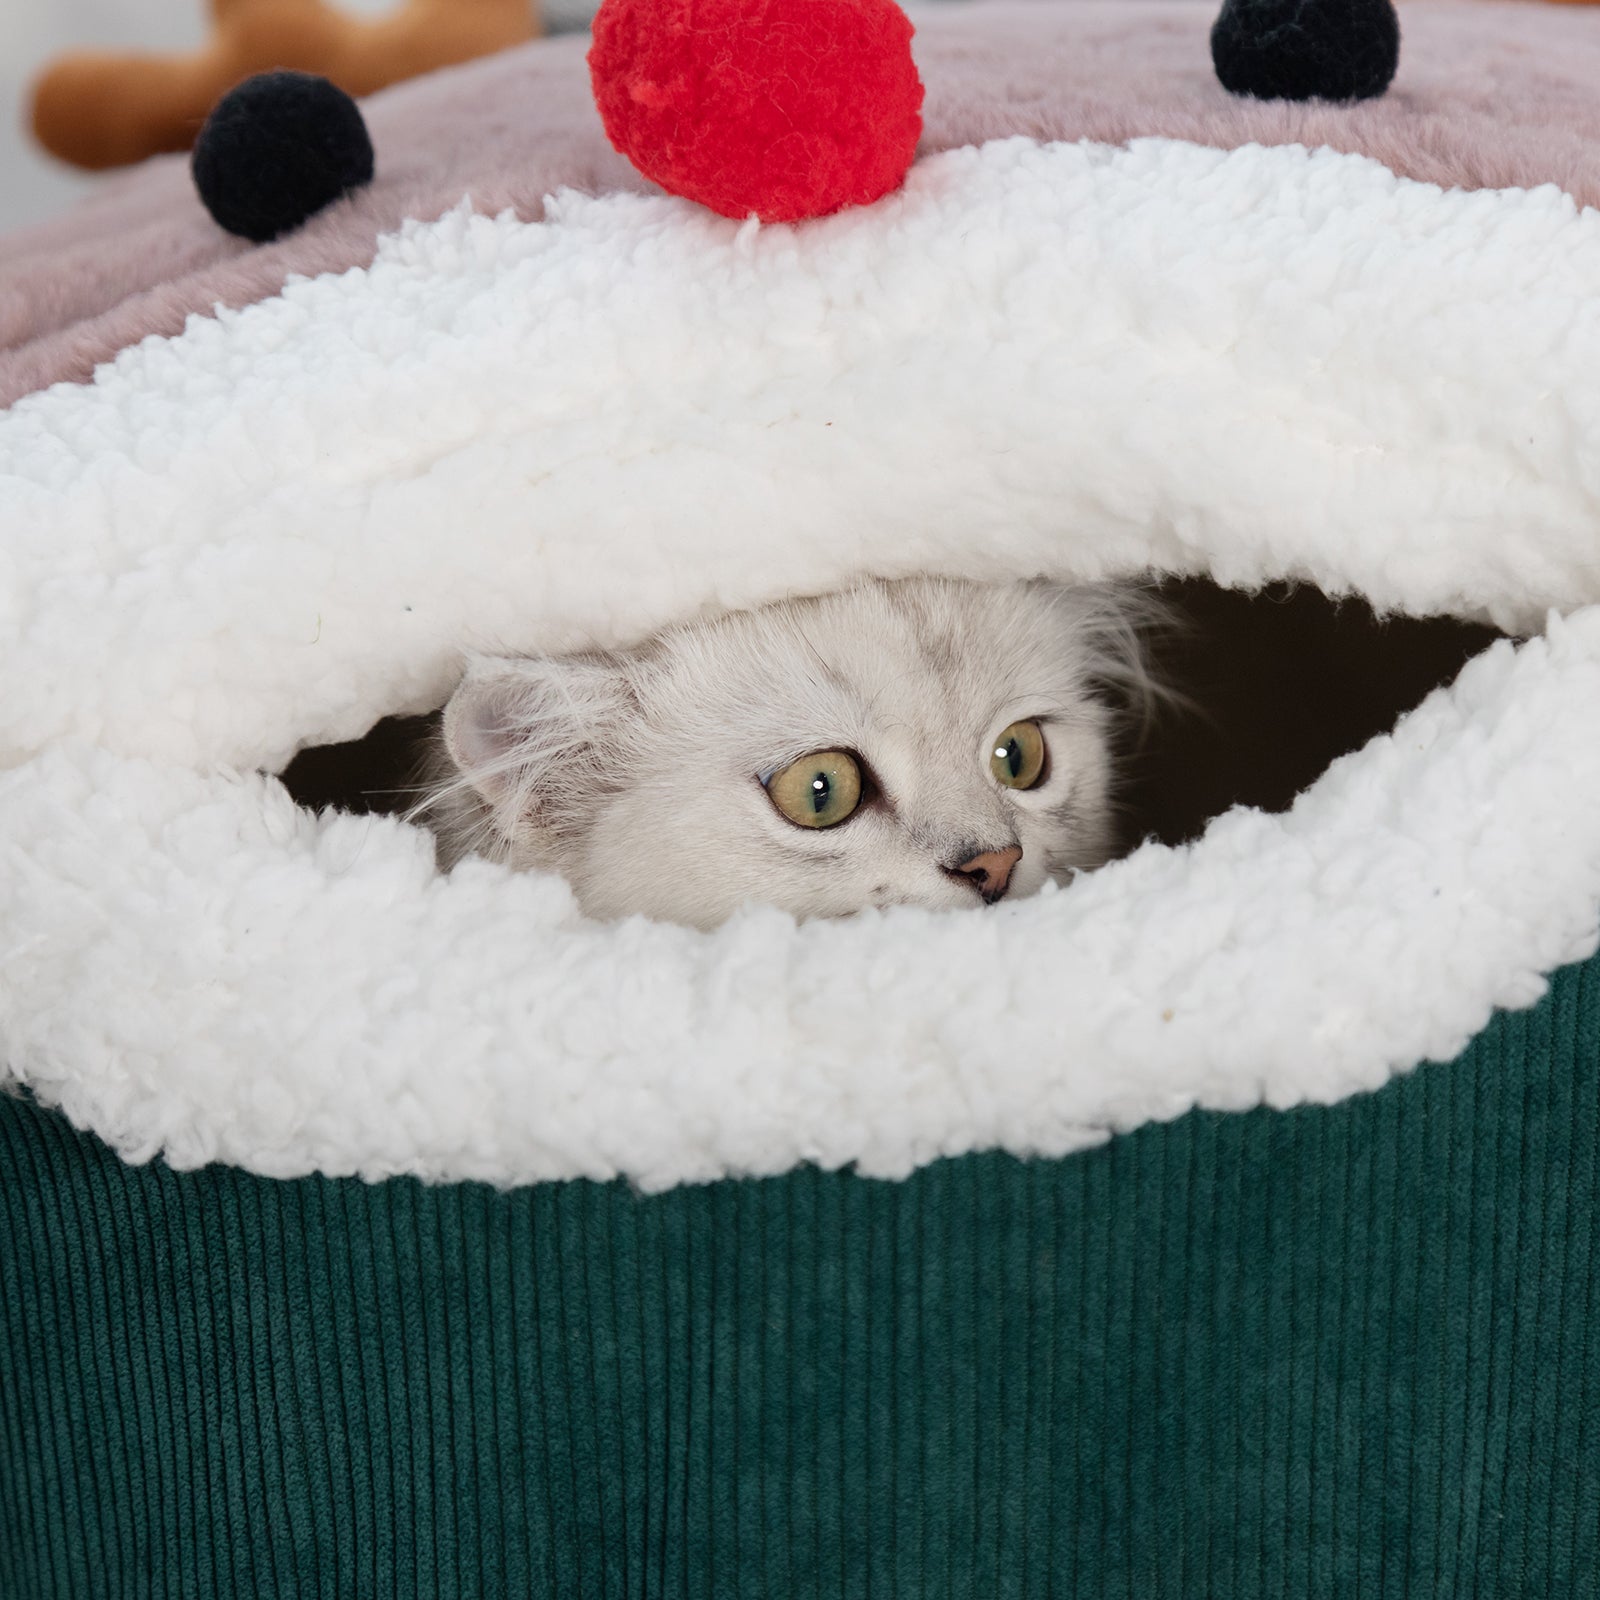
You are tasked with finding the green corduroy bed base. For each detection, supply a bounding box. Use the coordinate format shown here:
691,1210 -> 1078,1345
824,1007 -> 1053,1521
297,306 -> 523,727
2,956 -> 1597,1599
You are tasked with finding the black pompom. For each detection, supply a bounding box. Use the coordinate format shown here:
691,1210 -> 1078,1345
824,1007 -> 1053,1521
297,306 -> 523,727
1211,0 -> 1400,103
192,72 -> 374,242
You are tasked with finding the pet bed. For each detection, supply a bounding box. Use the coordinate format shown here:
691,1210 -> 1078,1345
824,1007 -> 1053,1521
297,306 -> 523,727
3,0 -> 1600,1593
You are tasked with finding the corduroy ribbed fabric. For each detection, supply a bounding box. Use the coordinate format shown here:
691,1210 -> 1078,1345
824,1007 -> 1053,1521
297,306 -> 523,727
2,953 -> 1598,1597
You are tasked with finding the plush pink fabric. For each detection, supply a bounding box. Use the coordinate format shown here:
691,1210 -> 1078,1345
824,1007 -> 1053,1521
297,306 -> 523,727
4,0 -> 1597,408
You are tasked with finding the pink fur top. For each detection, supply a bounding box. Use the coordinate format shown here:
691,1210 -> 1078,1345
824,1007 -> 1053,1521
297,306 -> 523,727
3,0 -> 1595,409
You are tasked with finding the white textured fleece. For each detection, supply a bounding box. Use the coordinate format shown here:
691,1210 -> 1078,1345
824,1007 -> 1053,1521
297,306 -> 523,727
4,136 -> 1600,1187
5,614 -> 1600,1188
6,138 -> 1600,774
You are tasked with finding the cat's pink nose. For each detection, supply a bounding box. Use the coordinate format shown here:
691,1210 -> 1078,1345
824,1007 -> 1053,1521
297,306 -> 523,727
950,845 -> 1023,904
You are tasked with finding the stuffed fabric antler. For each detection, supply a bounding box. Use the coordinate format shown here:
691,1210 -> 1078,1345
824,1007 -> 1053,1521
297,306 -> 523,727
30,0 -> 539,171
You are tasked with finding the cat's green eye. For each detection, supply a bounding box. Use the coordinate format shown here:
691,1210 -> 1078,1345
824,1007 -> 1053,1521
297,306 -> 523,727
990,720 -> 1047,790
766,750 -> 863,829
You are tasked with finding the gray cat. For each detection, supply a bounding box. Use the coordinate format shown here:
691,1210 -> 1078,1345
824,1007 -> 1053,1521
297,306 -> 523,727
419,577 -> 1154,928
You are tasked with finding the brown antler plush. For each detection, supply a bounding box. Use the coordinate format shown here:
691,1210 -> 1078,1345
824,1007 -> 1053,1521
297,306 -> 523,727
31,0 -> 540,171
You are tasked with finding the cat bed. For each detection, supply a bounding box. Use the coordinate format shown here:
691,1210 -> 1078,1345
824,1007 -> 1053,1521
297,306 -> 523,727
3,0 -> 1600,1592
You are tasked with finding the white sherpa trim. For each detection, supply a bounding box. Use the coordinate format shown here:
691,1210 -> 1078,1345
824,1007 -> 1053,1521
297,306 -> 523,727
4,137 -> 1600,1188
5,615 -> 1600,1188
6,138 -> 1600,773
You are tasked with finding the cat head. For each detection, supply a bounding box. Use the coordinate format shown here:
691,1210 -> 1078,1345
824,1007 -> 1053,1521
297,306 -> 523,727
428,577 -> 1153,928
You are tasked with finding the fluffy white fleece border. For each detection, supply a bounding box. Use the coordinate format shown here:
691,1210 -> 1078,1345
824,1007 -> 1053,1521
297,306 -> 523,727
4,137 -> 1600,1188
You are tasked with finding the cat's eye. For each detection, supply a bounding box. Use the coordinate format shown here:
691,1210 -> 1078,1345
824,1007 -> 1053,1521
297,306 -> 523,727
990,720 -> 1047,790
766,750 -> 864,829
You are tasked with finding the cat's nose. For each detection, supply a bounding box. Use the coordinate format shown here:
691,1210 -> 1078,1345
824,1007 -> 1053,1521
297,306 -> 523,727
948,844 -> 1023,904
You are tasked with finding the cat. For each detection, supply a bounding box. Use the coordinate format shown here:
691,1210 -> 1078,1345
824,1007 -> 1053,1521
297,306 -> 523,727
417,576 -> 1155,928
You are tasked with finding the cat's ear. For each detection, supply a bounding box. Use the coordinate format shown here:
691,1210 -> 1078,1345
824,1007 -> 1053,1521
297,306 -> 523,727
441,652 -> 637,841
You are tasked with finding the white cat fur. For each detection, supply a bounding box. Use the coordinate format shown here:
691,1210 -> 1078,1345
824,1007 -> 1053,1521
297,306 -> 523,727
421,578 -> 1151,928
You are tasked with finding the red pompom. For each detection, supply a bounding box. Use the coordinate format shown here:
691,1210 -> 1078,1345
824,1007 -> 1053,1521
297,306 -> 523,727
588,0 -> 925,223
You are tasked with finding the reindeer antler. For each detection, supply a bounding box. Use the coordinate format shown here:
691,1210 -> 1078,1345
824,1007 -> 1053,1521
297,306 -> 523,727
31,0 -> 539,171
